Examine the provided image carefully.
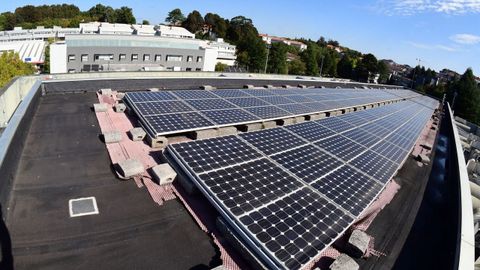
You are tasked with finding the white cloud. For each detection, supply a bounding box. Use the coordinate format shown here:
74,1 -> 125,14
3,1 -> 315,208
407,41 -> 458,51
380,0 -> 480,15
450,33 -> 480,44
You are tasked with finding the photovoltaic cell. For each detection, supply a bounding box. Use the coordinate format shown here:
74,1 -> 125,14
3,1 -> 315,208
239,188 -> 354,270
240,128 -> 307,155
127,91 -> 177,102
371,140 -> 408,164
341,128 -> 380,148
285,121 -> 336,142
271,145 -> 343,184
173,90 -> 219,100
134,100 -> 192,115
259,96 -> 296,105
277,104 -> 317,115
200,158 -> 303,216
226,97 -> 270,108
203,109 -> 260,125
315,135 -> 367,162
245,106 -> 290,119
348,150 -> 398,184
316,117 -> 355,133
311,165 -> 383,216
185,98 -> 236,110
212,89 -> 250,98
170,136 -> 262,174
145,112 -> 213,134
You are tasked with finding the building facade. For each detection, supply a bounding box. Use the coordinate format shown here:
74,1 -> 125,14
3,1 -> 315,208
259,34 -> 307,51
50,35 -> 217,73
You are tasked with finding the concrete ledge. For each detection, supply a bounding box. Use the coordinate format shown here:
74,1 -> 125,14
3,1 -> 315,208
151,163 -> 177,185
262,121 -> 276,129
330,254 -> 359,270
129,127 -> 146,141
193,129 -> 218,140
147,135 -> 168,148
93,103 -> 108,112
114,103 -> 126,113
103,131 -> 122,144
116,159 -> 144,179
217,126 -> 238,136
239,123 -> 262,132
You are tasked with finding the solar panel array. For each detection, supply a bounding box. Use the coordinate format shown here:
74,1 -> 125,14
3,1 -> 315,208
166,97 -> 438,270
124,88 -> 420,137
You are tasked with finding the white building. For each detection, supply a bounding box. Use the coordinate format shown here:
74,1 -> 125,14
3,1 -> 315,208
156,25 -> 195,39
0,40 -> 46,68
259,34 -> 307,51
204,38 -> 236,66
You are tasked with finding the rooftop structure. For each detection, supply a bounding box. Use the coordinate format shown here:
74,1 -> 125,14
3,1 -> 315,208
0,40 -> 46,65
260,34 -> 308,51
0,72 -> 474,270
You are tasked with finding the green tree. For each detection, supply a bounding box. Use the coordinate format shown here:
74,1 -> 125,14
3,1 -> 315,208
182,10 -> 204,33
301,44 -> 319,76
356,53 -> 378,82
267,43 -> 288,74
337,55 -> 354,79
166,8 -> 185,25
0,51 -> 35,88
448,68 -> 480,123
215,62 -> 228,72
142,19 -> 149,25
115,7 -> 135,24
204,13 -> 228,39
288,59 -> 306,75
377,60 -> 389,84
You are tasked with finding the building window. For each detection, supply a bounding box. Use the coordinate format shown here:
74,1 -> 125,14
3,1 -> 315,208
119,54 -> 126,61
196,68 -> 202,71
155,54 -> 161,61
186,68 -> 192,71
81,54 -> 88,62
143,54 -> 150,61
94,54 -> 114,61
166,55 -> 182,62
187,56 -> 193,62
197,56 -> 203,62
132,54 -> 138,61
68,55 -> 75,62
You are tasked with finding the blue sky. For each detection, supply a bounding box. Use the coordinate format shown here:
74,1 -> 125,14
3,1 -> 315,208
3,0 -> 480,74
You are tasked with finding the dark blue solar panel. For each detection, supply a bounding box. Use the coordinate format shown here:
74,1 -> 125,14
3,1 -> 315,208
315,135 -> 367,161
245,106 -> 290,119
311,165 -> 383,216
134,101 -> 192,115
285,121 -> 336,142
211,89 -> 250,98
371,140 -> 409,164
240,128 -> 307,155
203,109 -> 259,125
226,97 -> 270,108
200,158 -> 303,216
173,90 -> 219,99
170,136 -> 262,174
341,128 -> 379,148
241,89 -> 275,97
277,103 -> 317,115
145,112 -> 214,135
259,96 -> 296,105
284,95 -> 315,103
185,99 -> 237,110
126,91 -> 177,102
349,150 -> 398,184
303,102 -> 329,112
316,117 -> 355,133
271,145 -> 343,184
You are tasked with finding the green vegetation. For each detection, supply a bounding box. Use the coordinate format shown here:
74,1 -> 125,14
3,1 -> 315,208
0,4 -> 136,30
446,68 -> 480,124
165,8 -> 185,26
0,52 -> 35,88
215,62 -> 228,72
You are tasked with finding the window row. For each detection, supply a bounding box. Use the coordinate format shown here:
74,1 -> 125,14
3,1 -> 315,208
68,54 -> 203,63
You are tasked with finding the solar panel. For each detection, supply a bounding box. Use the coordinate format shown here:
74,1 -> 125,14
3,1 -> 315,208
240,128 -> 307,155
145,112 -> 214,134
259,96 -> 297,105
310,165 -> 383,216
185,99 -> 237,111
277,104 -> 317,115
245,106 -> 290,119
302,102 -> 329,112
203,109 -> 260,125
134,101 -> 192,115
212,89 -> 250,98
127,91 -> 177,102
241,89 -> 275,97
226,97 -> 271,108
166,99 -> 435,269
285,121 -> 336,142
173,90 -> 219,99
284,95 -> 315,103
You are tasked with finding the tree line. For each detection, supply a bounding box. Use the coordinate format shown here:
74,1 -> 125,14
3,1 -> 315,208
0,4 -> 135,30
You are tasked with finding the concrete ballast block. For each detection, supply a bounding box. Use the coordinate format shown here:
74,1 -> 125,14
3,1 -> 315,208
194,129 -> 218,140
117,159 -> 144,179
103,131 -> 122,144
329,254 -> 359,270
298,84 -> 307,88
418,154 -> 431,163
116,92 -> 125,100
294,116 -> 305,124
282,85 -> 292,88
129,127 -> 146,141
421,143 -> 433,150
264,84 -> 274,89
309,113 -> 326,121
100,88 -> 112,95
262,121 -> 276,129
217,126 -> 238,136
240,123 -> 262,132
282,118 -> 295,126
200,85 -> 214,90
347,230 -> 370,258
114,103 -> 126,113
93,103 -> 108,112
147,135 -> 168,148
151,163 -> 177,185
243,84 -> 255,89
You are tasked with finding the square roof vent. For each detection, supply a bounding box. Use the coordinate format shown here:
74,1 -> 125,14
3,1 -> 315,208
69,197 -> 99,217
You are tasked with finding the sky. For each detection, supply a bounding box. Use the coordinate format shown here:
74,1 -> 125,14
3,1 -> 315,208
2,0 -> 480,75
